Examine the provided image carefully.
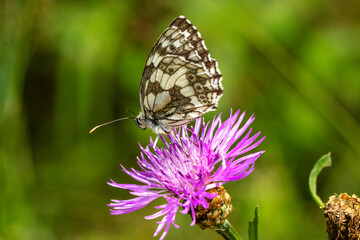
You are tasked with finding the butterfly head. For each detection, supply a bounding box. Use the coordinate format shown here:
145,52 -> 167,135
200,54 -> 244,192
134,112 -> 174,135
134,113 -> 147,130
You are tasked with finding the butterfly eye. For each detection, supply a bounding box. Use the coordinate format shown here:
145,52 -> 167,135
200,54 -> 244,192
135,118 -> 144,129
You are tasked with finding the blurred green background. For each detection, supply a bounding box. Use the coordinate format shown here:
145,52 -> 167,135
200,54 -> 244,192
1,0 -> 360,239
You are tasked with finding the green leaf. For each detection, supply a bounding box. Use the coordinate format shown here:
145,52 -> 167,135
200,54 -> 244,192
248,206 -> 259,240
309,153 -> 332,207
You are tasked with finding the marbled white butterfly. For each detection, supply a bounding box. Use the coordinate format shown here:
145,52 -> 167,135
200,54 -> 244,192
91,16 -> 223,135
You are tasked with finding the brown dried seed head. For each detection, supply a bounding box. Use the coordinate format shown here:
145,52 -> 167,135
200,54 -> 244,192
323,193 -> 360,240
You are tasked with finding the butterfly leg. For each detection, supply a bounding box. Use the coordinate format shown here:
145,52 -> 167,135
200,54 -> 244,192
169,131 -> 191,158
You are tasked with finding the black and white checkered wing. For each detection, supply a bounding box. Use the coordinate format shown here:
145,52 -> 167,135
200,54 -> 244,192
138,16 -> 223,133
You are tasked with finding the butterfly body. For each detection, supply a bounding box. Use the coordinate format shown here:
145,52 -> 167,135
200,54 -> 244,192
136,16 -> 223,135
134,113 -> 171,135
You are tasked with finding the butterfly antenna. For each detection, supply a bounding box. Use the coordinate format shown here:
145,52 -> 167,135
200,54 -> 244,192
125,109 -> 137,117
89,117 -> 132,133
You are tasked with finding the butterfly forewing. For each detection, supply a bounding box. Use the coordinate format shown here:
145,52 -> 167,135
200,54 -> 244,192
138,16 -> 223,134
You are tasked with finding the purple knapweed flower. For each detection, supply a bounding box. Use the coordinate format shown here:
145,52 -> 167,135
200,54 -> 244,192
108,110 -> 265,240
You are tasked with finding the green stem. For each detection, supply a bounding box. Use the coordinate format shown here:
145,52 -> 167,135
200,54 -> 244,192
215,219 -> 244,240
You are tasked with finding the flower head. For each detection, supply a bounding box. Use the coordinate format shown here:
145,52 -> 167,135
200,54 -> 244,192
108,110 -> 265,240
